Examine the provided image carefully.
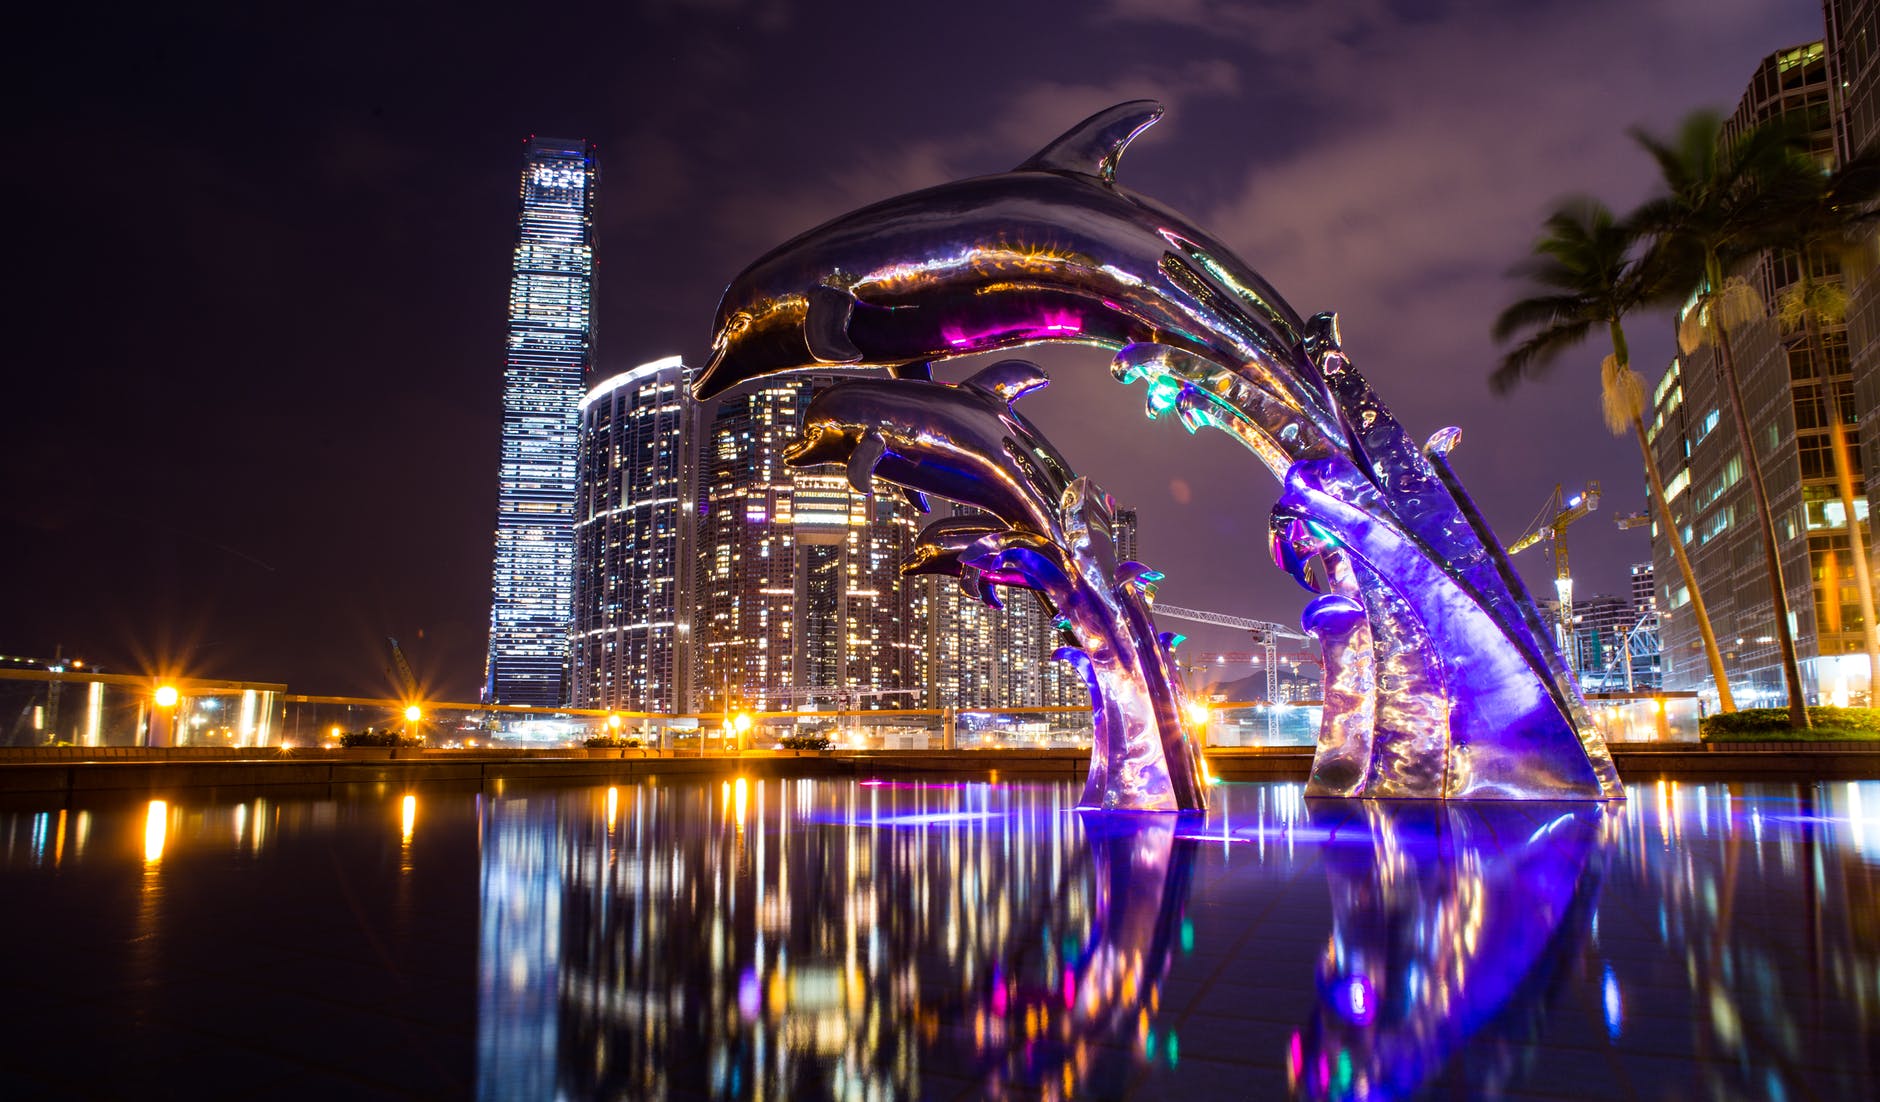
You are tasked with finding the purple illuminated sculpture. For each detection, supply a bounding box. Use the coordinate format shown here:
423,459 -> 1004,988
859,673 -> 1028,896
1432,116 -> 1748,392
696,100 -> 1622,802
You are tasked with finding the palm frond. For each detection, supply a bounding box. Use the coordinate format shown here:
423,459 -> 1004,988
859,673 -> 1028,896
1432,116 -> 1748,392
1491,318 -> 1594,392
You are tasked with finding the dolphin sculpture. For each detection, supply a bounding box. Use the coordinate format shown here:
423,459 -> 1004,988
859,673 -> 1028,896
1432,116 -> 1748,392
700,100 -> 1621,801
782,361 -> 1208,811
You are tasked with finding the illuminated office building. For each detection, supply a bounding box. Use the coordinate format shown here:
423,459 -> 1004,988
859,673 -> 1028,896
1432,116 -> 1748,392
1645,43 -> 1878,704
484,137 -> 598,706
694,379 -> 921,712
571,357 -> 695,713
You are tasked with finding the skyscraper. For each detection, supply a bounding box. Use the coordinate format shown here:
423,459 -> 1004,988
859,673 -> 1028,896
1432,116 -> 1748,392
484,137 -> 598,706
694,378 -> 921,713
571,357 -> 695,713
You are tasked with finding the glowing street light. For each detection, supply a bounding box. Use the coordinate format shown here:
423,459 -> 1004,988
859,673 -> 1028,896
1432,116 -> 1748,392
149,684 -> 181,747
404,704 -> 422,724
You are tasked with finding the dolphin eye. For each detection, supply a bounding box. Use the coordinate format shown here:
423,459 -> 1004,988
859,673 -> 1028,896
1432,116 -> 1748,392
725,312 -> 752,336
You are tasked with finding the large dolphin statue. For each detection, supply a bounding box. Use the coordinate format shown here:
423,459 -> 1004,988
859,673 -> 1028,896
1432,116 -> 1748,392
783,361 -> 1208,811
699,101 -> 1621,801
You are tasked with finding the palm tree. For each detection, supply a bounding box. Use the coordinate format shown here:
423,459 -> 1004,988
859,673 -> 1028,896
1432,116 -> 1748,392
1492,198 -> 1735,711
1631,110 -> 1818,727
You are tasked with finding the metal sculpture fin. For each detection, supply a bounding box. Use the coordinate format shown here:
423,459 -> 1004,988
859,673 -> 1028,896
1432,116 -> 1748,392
958,564 -> 1004,610
964,359 -> 1050,404
806,285 -> 862,363
1016,100 -> 1163,184
847,430 -> 885,494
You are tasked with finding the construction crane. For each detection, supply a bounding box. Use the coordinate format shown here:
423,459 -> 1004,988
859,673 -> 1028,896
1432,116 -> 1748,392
1506,482 -> 1601,672
1152,603 -> 1309,707
386,637 -> 419,701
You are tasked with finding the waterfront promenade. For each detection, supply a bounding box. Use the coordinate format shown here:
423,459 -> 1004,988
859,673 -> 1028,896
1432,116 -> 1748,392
1,743 -> 1874,798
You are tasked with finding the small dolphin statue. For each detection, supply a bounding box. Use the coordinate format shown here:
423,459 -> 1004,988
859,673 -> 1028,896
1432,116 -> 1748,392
702,101 -> 1621,802
784,360 -> 1207,811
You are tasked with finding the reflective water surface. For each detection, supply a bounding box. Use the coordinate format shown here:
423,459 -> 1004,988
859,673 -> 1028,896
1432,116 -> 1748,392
0,779 -> 1874,1099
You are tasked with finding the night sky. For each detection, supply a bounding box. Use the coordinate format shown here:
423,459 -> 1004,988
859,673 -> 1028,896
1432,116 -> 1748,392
10,1 -> 1827,700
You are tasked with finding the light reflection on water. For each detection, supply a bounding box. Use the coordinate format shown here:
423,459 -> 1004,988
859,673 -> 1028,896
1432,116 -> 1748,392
471,779 -> 1876,1100
0,779 -> 1874,1099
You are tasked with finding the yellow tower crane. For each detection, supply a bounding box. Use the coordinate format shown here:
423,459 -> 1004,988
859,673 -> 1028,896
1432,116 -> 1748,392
1507,482 -> 1601,673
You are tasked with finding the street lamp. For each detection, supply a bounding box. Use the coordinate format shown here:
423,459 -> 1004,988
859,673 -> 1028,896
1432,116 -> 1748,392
734,711 -> 753,752
150,684 -> 180,747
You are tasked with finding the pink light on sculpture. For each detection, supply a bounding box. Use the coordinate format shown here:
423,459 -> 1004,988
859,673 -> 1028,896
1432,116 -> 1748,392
941,310 -> 1084,349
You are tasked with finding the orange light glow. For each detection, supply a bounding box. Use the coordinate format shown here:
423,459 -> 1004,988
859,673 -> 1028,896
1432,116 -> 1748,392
144,800 -> 168,862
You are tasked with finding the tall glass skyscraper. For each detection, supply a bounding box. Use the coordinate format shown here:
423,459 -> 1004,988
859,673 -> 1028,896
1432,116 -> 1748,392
571,357 -> 695,713
485,137 -> 597,706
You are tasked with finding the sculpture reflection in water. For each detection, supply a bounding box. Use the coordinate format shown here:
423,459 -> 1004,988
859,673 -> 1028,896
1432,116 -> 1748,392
694,100 -> 1621,801
783,362 -> 1206,811
475,780 -> 1195,1101
1289,801 -> 1606,1100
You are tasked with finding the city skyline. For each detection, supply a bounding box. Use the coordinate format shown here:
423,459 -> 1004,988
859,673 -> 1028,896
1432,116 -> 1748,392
6,1 -> 1828,698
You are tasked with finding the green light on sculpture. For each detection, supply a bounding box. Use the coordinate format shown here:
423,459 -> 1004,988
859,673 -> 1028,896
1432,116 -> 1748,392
1146,375 -> 1181,417
1180,918 -> 1194,953
1167,633 -> 1187,648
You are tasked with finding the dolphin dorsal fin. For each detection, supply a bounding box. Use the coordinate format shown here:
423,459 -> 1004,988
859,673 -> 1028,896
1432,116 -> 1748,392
965,359 -> 1050,404
1016,100 -> 1163,184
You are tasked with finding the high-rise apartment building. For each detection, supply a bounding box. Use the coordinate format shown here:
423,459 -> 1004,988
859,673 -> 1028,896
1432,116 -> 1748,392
571,357 -> 695,713
1644,43 -> 1877,704
694,379 -> 922,713
484,137 -> 598,706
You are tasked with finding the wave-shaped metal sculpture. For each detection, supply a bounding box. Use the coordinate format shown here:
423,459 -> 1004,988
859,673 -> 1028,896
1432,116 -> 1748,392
696,100 -> 1622,802
783,362 -> 1208,811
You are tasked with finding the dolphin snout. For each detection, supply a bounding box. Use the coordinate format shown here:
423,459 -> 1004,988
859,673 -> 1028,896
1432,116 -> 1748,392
781,422 -> 856,468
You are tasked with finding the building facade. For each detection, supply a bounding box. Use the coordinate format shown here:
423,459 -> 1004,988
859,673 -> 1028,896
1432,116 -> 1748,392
484,137 -> 597,705
1629,562 -> 1656,618
693,379 -> 922,714
1645,42 -> 1877,704
571,357 -> 695,714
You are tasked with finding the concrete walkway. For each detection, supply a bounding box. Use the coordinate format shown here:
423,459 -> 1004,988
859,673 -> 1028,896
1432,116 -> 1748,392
0,743 -> 1873,796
